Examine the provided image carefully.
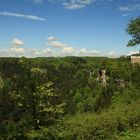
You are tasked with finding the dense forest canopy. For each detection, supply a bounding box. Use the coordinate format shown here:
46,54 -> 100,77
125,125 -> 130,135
0,56 -> 140,139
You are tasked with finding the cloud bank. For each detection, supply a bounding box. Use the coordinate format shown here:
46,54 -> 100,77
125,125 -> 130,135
0,36 -> 121,58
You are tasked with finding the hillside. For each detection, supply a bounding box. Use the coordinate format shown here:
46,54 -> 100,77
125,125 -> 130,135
0,57 -> 140,140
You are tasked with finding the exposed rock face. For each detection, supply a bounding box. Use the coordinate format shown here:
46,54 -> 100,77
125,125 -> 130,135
115,79 -> 132,88
92,69 -> 129,88
97,69 -> 109,87
101,70 -> 109,86
119,79 -> 125,88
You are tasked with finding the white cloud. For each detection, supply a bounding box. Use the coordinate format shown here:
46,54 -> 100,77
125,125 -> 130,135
128,50 -> 139,56
107,50 -> 115,55
0,37 -> 125,58
47,36 -> 57,42
46,37 -> 103,56
9,38 -> 25,54
46,36 -> 70,48
43,48 -> 52,54
0,47 -> 121,58
47,41 -> 69,48
33,0 -> 44,4
11,38 -> 24,47
32,0 -> 115,10
10,47 -> 25,54
79,48 -> 101,56
63,3 -> 85,10
119,4 -> 140,12
0,11 -> 45,21
63,0 -> 95,10
122,14 -> 129,17
30,48 -> 41,55
62,46 -> 74,53
46,36 -> 76,56
80,48 -> 87,53
91,50 -> 100,54
106,50 -> 118,58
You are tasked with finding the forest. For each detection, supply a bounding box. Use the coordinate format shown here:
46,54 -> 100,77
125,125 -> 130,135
0,56 -> 140,140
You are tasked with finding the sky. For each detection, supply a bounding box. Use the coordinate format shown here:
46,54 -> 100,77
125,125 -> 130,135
0,0 -> 140,57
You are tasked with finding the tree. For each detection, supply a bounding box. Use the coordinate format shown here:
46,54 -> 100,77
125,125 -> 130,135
126,17 -> 140,47
36,82 -> 65,127
16,58 -> 65,130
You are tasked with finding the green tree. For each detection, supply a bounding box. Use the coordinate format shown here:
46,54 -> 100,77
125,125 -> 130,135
30,81 -> 65,129
126,17 -> 140,47
17,59 -> 65,130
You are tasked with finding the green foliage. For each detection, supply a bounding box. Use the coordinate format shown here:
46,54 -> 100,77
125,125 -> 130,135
34,82 -> 65,127
64,101 -> 140,140
0,57 -> 139,139
126,16 -> 140,47
118,127 -> 140,140
24,100 -> 140,140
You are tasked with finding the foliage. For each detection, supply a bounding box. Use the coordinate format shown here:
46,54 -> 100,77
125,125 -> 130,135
126,16 -> 140,47
24,100 -> 140,140
0,57 -> 139,139
118,127 -> 140,140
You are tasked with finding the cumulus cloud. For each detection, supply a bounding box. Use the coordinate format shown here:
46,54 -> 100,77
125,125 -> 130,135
29,48 -> 41,55
79,48 -> 101,56
79,48 -> 87,53
106,50 -> 119,58
0,47 -> 26,57
0,37 -> 123,58
10,47 -> 25,54
43,48 -> 52,54
62,46 -> 74,54
91,50 -> 100,54
9,38 -> 25,54
46,36 -> 74,52
11,38 -> 24,47
46,36 -> 77,56
0,11 -> 45,21
29,48 -> 53,56
128,50 -> 139,56
47,41 -> 69,48
1,38 -> 56,57
107,50 -> 116,55
47,36 -> 57,42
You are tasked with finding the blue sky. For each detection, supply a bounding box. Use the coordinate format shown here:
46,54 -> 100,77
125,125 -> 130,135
0,0 -> 140,57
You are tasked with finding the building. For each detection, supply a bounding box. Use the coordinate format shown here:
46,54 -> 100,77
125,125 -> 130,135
131,51 -> 140,63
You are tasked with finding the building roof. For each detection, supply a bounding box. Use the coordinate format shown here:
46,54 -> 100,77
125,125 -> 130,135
131,53 -> 140,56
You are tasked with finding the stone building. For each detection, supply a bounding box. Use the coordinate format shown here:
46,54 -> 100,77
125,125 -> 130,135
131,55 -> 140,63
131,51 -> 140,64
